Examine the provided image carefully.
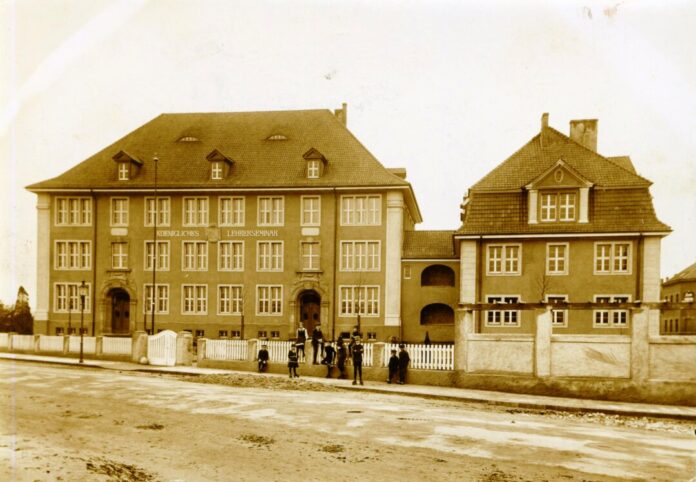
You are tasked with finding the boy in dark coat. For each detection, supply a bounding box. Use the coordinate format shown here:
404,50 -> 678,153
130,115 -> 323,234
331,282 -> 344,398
287,347 -> 299,378
387,349 -> 399,383
336,338 -> 347,379
311,326 -> 324,364
257,344 -> 270,372
398,344 -> 410,385
351,337 -> 364,386
322,342 -> 336,378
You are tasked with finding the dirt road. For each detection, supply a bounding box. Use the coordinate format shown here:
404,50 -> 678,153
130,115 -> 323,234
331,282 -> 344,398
1,361 -> 694,481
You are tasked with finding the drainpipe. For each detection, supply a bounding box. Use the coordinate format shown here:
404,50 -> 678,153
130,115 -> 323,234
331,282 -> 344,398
91,190 -> 97,335
332,188 -> 339,341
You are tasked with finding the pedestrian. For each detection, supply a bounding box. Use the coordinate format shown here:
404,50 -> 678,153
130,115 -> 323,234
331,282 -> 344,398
424,331 -> 431,345
322,342 -> 336,378
398,343 -> 410,385
288,346 -> 299,378
311,325 -> 324,364
296,323 -> 307,360
336,338 -> 347,379
257,344 -> 270,373
352,337 -> 364,385
386,349 -> 399,384
348,325 -> 362,355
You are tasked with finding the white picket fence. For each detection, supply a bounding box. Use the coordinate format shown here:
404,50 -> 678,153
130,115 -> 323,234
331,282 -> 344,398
38,335 -> 64,352
102,336 -> 132,355
68,336 -> 96,354
382,343 -> 454,370
12,335 -> 34,351
206,339 -> 248,361
260,340 -> 307,363
0,333 -> 9,349
148,330 -> 177,366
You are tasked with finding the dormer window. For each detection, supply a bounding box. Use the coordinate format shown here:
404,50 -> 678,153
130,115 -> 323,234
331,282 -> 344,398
211,161 -> 223,180
302,148 -> 327,180
307,160 -> 320,179
118,162 -> 129,181
267,134 -> 287,141
540,192 -> 576,222
178,136 -> 200,142
526,159 -> 591,224
112,150 -> 143,181
206,149 -> 233,181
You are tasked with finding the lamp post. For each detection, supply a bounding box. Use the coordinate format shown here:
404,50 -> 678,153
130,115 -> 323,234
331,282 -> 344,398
79,280 -> 87,364
151,155 -> 159,335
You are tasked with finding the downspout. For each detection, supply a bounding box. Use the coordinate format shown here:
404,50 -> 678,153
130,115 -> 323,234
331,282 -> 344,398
91,190 -> 97,335
476,238 -> 483,333
636,235 -> 644,303
332,188 -> 339,341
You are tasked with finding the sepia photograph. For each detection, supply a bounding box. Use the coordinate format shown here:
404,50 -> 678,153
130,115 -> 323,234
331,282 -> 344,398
1,1 -> 695,481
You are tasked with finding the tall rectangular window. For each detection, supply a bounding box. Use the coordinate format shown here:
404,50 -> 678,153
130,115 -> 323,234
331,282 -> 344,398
307,160 -> 320,179
118,162 -> 129,180
55,197 -> 92,226
546,243 -> 568,275
183,197 -> 209,226
145,197 -> 170,226
111,242 -> 128,269
219,197 -> 244,226
559,193 -> 576,221
257,241 -> 283,271
339,286 -> 380,316
211,161 -> 223,180
182,284 -> 207,314
340,195 -> 381,225
485,296 -> 520,326
257,196 -> 284,226
593,295 -> 630,327
182,241 -> 208,271
110,197 -> 129,227
540,192 -> 576,222
54,283 -> 91,313
340,241 -> 380,271
144,284 -> 169,314
594,242 -> 631,274
546,295 -> 569,327
218,241 -> 244,271
257,285 -> 282,315
487,244 -> 521,275
301,196 -> 321,226
145,241 -> 170,271
301,242 -> 320,271
218,285 -> 243,315
55,241 -> 91,270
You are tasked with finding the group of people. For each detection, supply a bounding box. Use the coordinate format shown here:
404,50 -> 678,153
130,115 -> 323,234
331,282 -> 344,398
256,324 -> 411,385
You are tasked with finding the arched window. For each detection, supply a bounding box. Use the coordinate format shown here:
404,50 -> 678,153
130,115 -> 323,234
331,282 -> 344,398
421,264 -> 455,286
420,304 -> 454,325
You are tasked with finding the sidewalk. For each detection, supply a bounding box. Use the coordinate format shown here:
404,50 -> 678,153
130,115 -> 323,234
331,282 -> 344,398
3,352 -> 695,420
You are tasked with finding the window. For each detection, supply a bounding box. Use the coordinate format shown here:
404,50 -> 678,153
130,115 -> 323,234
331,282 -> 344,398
219,330 -> 228,338
182,284 -> 208,314
540,192 -> 576,222
594,295 -> 630,327
301,242 -> 320,271
218,241 -> 244,271
231,330 -> 241,338
485,296 -> 520,327
211,161 -> 223,180
55,197 -> 91,226
110,197 -> 129,227
144,284 -> 169,314
257,285 -> 282,315
307,160 -> 320,179
219,197 -> 244,226
594,242 -> 631,274
54,283 -> 91,313
341,195 -> 381,226
55,327 -> 64,335
258,330 -> 268,338
339,286 -> 380,317
257,241 -> 283,271
367,332 -> 377,341
183,197 -> 209,226
55,241 -> 91,270
271,330 -> 280,339
182,241 -> 208,271
487,244 -> 521,275
403,265 -> 411,279
546,243 -> 568,275
111,242 -> 128,269
257,196 -> 284,226
195,330 -> 205,338
218,285 -> 243,315
144,197 -> 170,227
144,241 -> 170,271
301,196 -> 321,226
118,162 -> 129,180
546,295 -> 568,327
340,241 -> 380,271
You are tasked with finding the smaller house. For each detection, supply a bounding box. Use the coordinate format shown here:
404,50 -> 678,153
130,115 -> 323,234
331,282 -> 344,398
661,262 -> 696,334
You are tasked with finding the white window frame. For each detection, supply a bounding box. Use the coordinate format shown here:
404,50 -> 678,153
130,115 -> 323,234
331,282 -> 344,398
144,197 -> 171,227
55,197 -> 92,226
307,159 -> 320,179
110,197 -> 129,227
182,241 -> 208,271
403,265 -> 411,279
559,193 -> 576,221
218,240 -> 244,271
546,243 -> 569,275
256,285 -> 283,316
301,241 -> 320,271
211,161 -> 223,180
54,240 -> 91,270
340,241 -> 381,271
301,195 -> 321,226
340,195 -> 382,226
144,240 -> 170,271
144,284 -> 170,315
256,241 -> 283,272
338,285 -> 380,317
182,284 -> 208,315
540,192 -> 577,222
594,241 -> 632,275
217,284 -> 243,315
545,294 -> 569,327
485,295 -> 520,327
593,295 -> 631,328
182,197 -> 209,227
111,242 -> 128,270
118,162 -> 129,181
257,196 -> 284,226
486,244 -> 521,276
219,196 -> 245,227
53,282 -> 91,313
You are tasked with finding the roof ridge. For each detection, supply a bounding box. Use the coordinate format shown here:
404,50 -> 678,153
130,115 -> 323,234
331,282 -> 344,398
470,133 -> 540,191
159,108 -> 332,116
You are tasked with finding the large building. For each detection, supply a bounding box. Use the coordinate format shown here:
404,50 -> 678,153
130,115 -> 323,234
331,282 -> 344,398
661,261 -> 696,334
27,108 -> 669,342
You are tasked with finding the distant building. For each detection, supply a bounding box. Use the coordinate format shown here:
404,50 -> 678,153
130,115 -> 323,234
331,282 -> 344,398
661,262 -> 696,334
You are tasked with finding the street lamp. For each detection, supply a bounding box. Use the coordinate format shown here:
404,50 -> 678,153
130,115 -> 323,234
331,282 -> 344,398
79,280 -> 87,363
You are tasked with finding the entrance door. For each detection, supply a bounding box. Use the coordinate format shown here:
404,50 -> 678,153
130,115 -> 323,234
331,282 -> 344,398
111,289 -> 130,334
299,292 -> 321,335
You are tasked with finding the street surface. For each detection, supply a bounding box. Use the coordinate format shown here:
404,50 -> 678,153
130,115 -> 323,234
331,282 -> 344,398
1,361 -> 695,481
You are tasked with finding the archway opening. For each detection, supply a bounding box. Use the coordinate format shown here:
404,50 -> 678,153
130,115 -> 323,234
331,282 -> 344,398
421,265 -> 455,286
298,290 -> 321,335
109,288 -> 131,334
420,303 -> 454,325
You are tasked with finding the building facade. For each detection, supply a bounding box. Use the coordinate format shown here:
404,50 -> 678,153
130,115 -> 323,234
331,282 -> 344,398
661,261 -> 696,334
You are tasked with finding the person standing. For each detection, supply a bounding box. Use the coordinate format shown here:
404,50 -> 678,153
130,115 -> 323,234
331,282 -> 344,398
311,325 -> 324,364
352,337 -> 364,386
398,344 -> 410,385
257,344 -> 270,373
386,349 -> 399,384
288,346 -> 299,378
336,338 -> 347,379
296,323 -> 307,360
322,342 -> 336,378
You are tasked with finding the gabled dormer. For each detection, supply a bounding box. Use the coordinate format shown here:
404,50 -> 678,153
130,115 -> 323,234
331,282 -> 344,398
112,150 -> 143,181
302,148 -> 327,179
206,149 -> 234,180
525,159 -> 593,224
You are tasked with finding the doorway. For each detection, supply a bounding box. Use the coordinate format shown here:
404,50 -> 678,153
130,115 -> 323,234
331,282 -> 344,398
110,288 -> 130,334
299,291 -> 321,335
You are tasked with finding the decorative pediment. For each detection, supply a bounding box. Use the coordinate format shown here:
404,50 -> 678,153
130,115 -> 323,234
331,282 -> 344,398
112,150 -> 143,180
525,159 -> 593,190
112,150 -> 143,166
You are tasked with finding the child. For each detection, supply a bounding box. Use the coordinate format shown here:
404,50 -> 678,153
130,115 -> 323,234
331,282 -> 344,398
257,344 -> 270,372
288,347 -> 299,378
387,349 -> 399,384
322,342 -> 336,378
336,338 -> 347,379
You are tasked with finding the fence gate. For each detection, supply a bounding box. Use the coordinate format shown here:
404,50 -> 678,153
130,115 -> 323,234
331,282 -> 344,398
148,330 -> 177,366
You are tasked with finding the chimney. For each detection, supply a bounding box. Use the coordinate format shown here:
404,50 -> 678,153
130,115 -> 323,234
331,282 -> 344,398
334,102 -> 348,126
540,113 -> 549,147
569,119 -> 598,151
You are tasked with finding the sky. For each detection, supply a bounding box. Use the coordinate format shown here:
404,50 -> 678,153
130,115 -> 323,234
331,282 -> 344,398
1,0 -> 695,305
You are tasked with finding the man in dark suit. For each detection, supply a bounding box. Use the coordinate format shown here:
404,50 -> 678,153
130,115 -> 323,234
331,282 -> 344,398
311,325 -> 324,364
257,344 -> 270,372
352,337 -> 364,386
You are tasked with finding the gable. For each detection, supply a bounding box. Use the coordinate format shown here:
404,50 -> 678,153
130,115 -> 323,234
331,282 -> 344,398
526,160 -> 593,190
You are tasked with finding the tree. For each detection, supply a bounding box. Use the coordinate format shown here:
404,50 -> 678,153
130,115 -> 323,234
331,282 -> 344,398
3,286 -> 34,334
